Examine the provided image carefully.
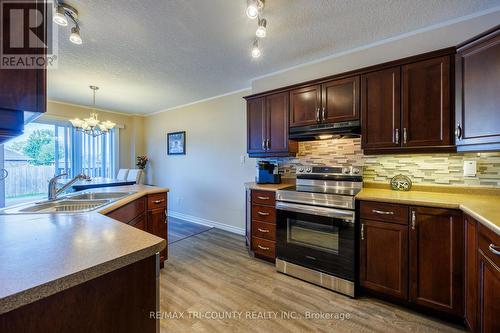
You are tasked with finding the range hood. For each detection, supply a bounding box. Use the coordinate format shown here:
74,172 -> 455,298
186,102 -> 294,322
289,120 -> 361,141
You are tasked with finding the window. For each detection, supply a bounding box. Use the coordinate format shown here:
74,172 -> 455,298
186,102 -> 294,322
0,121 -> 118,207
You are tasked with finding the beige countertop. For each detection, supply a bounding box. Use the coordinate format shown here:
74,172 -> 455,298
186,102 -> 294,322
245,181 -> 500,235
0,184 -> 169,315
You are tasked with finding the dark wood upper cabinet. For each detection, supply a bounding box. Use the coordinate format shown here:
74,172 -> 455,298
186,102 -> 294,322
360,219 -> 408,300
456,27 -> 500,152
247,97 -> 266,154
361,67 -> 401,150
290,85 -> 321,127
246,92 -> 297,157
0,0 -> 47,144
409,207 -> 463,316
322,76 -> 359,123
402,56 -> 452,148
266,92 -> 290,153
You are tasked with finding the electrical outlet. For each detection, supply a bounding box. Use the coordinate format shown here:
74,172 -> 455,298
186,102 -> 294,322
463,160 -> 477,177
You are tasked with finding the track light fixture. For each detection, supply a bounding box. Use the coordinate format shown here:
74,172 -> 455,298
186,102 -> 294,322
251,39 -> 261,58
246,0 -> 264,19
256,18 -> 267,38
53,1 -> 83,45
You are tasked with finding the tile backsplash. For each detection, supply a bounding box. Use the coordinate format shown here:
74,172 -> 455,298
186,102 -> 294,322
269,138 -> 500,187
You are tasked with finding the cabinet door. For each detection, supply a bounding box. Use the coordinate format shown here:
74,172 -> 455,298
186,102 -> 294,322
456,29 -> 500,152
360,219 -> 408,300
290,85 -> 321,127
247,97 -> 266,154
478,251 -> 500,333
361,67 -> 401,150
409,207 -> 463,316
266,92 -> 289,153
148,208 -> 168,262
402,56 -> 452,147
322,76 -> 359,123
465,216 -> 478,332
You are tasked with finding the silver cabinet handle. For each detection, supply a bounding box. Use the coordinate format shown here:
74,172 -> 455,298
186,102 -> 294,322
262,140 -> 266,150
411,210 -> 416,230
321,107 -> 326,121
489,244 -> 500,255
257,228 -> 270,233
257,196 -> 270,200
316,108 -> 321,122
266,139 -> 270,150
257,245 -> 270,251
153,199 -> 164,204
372,209 -> 394,215
257,211 -> 270,216
403,128 -> 408,144
395,129 -> 400,144
455,124 -> 462,140
361,223 -> 365,241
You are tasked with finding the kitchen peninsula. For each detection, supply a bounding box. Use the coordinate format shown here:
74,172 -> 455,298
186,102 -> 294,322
0,185 -> 168,333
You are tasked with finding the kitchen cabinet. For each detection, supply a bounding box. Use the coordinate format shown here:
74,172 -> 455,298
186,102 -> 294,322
0,0 -> 47,144
409,207 -> 463,316
359,201 -> 464,318
290,76 -> 359,127
455,27 -> 500,152
246,190 -> 277,261
362,55 -> 454,154
246,92 -> 297,157
359,219 -> 408,300
361,67 -> 401,150
465,215 -> 479,332
402,56 -> 452,148
106,192 -> 168,264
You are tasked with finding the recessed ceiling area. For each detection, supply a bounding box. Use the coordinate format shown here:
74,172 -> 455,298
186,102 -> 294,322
48,0 -> 500,115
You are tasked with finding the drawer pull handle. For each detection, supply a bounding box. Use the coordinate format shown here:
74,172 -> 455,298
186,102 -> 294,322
257,228 -> 270,233
257,196 -> 270,200
257,245 -> 270,251
257,211 -> 270,216
489,244 -> 500,256
372,209 -> 394,215
153,199 -> 165,204
411,211 -> 416,230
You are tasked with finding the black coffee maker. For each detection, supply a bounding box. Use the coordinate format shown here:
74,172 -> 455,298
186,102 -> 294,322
256,161 -> 281,184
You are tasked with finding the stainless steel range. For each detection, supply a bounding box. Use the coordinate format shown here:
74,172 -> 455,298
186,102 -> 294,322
275,165 -> 362,297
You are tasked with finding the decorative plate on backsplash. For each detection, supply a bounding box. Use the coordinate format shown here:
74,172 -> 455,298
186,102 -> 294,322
391,174 -> 412,191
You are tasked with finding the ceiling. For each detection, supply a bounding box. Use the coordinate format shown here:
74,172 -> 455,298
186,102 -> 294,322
48,0 -> 500,115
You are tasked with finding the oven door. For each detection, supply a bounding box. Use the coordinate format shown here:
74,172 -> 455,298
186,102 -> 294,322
276,201 -> 355,281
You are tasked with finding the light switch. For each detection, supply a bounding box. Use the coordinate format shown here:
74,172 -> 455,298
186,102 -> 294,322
463,160 -> 477,177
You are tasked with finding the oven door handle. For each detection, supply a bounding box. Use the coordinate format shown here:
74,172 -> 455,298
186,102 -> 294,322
276,202 -> 354,222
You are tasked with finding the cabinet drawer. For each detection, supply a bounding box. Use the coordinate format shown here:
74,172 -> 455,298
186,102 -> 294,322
147,193 -> 167,210
360,201 -> 409,224
478,223 -> 500,268
252,237 -> 276,258
107,197 -> 146,223
252,221 -> 276,241
251,204 -> 276,223
251,190 -> 275,206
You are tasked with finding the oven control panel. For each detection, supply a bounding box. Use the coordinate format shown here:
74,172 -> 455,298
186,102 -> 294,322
296,165 -> 362,176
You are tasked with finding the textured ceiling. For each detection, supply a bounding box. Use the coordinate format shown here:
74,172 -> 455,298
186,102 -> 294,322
48,0 -> 500,114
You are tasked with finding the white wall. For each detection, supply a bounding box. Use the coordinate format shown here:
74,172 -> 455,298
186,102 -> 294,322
144,90 -> 255,233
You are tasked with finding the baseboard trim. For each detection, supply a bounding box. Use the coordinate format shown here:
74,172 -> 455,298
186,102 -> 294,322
168,211 -> 245,236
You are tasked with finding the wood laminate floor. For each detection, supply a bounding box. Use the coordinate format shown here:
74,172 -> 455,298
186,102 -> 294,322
168,217 -> 213,244
160,228 -> 465,333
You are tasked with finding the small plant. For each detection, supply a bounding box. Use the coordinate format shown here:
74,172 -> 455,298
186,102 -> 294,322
136,155 -> 148,169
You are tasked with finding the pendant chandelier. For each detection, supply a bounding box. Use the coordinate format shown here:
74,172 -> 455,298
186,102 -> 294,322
70,86 -> 115,137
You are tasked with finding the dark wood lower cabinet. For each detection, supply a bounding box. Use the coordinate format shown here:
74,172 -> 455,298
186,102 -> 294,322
359,201 -> 464,319
360,219 -> 408,300
247,190 -> 277,261
0,255 -> 158,333
465,215 -> 479,332
148,207 -> 168,262
409,207 -> 463,316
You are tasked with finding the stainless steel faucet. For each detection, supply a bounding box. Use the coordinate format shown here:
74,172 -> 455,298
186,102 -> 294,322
48,173 -> 90,201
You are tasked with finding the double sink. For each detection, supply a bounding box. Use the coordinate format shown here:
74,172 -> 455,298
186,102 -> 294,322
2,191 -> 136,214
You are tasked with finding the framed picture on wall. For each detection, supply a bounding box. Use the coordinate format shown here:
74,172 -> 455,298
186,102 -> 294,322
167,131 -> 186,155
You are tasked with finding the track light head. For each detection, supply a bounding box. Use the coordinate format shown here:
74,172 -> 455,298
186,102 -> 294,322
256,18 -> 267,38
246,0 -> 264,20
69,26 -> 83,45
53,5 -> 68,26
251,39 -> 261,58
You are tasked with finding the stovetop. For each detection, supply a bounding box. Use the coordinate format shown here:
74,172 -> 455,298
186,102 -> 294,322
280,185 -> 362,197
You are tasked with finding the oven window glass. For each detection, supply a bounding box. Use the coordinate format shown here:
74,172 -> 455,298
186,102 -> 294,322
287,218 -> 339,254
